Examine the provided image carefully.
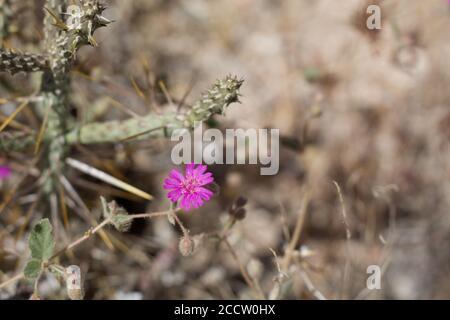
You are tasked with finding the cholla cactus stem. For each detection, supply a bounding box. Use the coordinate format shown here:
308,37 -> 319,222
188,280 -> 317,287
65,75 -> 244,145
0,75 -> 243,152
0,50 -> 49,74
39,0 -> 111,190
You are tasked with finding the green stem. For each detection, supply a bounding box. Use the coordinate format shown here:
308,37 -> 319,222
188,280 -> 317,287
65,112 -> 184,145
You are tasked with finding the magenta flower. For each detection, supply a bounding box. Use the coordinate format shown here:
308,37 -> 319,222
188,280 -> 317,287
0,165 -> 12,180
163,164 -> 214,211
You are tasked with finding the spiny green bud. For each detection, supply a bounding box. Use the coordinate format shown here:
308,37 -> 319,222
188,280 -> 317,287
101,197 -> 133,232
0,50 -> 49,74
111,213 -> 133,233
187,75 -> 244,124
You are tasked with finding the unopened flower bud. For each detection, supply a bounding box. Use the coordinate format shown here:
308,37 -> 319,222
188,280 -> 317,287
233,207 -> 247,220
178,235 -> 195,257
235,196 -> 248,208
101,198 -> 133,232
111,213 -> 133,233
228,196 -> 248,220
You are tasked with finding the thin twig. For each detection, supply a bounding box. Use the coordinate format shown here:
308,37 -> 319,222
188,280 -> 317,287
333,181 -> 352,300
281,192 -> 309,272
50,218 -> 112,260
223,237 -> 265,300
60,175 -> 115,250
0,208 -> 180,290
169,212 -> 189,237
299,268 -> 327,300
128,210 -> 175,220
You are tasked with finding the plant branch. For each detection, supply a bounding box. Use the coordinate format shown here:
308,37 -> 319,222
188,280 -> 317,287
0,208 -> 181,290
50,217 -> 112,259
281,192 -> 309,272
0,272 -> 24,290
0,50 -> 49,74
223,237 -> 265,300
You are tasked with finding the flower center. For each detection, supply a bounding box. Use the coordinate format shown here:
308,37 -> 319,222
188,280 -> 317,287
181,176 -> 199,195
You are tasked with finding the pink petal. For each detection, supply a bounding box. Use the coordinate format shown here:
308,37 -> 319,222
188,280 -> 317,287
194,164 -> 208,175
0,166 -> 12,179
185,163 -> 196,176
167,189 -> 182,202
186,194 -> 196,208
198,173 -> 214,185
163,178 -> 178,189
197,187 -> 213,200
194,196 -> 204,208
180,196 -> 192,211
169,169 -> 184,182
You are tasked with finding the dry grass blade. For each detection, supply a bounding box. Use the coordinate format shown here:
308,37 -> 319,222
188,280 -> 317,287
43,6 -> 68,31
107,97 -> 140,118
158,80 -> 174,107
130,76 -> 147,101
333,181 -> 352,300
299,268 -> 327,300
0,100 -> 30,133
60,175 -> 115,251
120,126 -> 165,142
0,157 -> 41,216
66,157 -> 154,200
15,191 -> 43,240
58,183 -> 70,230
34,102 -> 51,155
281,191 -> 309,272
0,111 -> 33,133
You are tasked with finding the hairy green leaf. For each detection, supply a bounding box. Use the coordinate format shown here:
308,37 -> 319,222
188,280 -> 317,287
29,218 -> 55,261
24,259 -> 42,279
